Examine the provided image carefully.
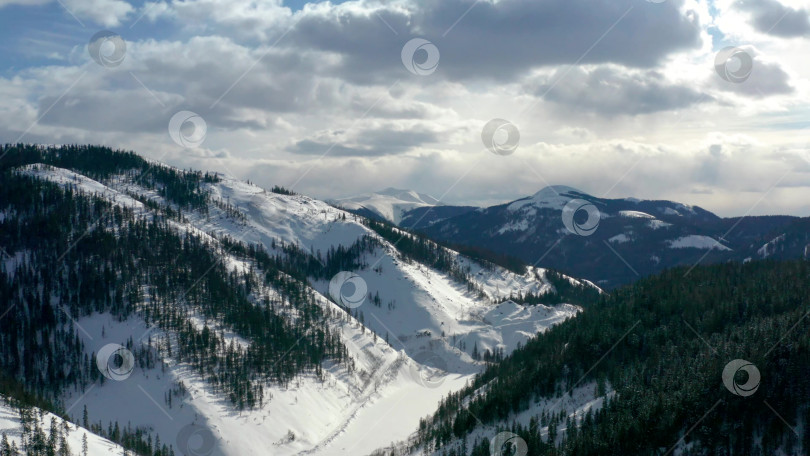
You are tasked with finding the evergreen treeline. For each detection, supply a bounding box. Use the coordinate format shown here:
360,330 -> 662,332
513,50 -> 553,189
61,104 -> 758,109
223,232 -> 380,284
0,399 -> 176,456
502,270 -> 601,307
0,386 -> 172,456
429,241 -> 527,276
414,260 -> 810,455
362,219 -> 487,297
4,408 -> 74,456
0,144 -> 219,213
270,185 -> 296,196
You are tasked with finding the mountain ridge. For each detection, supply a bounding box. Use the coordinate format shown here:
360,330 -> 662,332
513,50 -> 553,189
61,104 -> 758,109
358,186 -> 807,288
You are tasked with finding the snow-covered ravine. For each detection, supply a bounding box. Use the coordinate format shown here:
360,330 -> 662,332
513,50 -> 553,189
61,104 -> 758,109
21,164 -> 585,455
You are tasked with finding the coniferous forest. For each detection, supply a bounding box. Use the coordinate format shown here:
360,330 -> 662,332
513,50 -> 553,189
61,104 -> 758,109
413,260 -> 810,455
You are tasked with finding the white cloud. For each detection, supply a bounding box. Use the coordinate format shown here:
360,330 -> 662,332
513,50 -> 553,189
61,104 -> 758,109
66,0 -> 133,27
1,0 -> 809,216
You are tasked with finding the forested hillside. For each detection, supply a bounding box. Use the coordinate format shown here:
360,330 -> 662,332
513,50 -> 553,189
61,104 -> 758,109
0,145 -> 362,453
413,260 -> 810,455
0,144 -> 592,455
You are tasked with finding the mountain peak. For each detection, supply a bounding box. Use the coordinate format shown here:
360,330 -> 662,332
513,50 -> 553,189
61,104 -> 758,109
530,185 -> 588,199
508,185 -> 590,212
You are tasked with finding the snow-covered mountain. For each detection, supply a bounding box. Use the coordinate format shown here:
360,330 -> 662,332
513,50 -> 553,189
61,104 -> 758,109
0,145 -> 596,456
332,188 -> 444,225
410,186 -> 809,288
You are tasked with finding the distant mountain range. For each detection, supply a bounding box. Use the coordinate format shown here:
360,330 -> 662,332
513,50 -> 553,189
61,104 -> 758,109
338,186 -> 810,288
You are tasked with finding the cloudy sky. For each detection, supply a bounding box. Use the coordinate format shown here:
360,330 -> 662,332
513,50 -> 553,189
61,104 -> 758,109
1,0 -> 809,216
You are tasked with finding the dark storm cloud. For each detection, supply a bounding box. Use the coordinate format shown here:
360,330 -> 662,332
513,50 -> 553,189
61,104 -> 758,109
737,0 -> 810,37
289,0 -> 703,83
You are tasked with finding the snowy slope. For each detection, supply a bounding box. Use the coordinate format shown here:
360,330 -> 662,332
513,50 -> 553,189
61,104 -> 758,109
333,188 -> 441,224
0,398 -> 123,455
19,164 -> 588,455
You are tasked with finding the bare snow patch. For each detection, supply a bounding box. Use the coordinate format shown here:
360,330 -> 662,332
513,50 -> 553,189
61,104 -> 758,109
647,219 -> 672,230
618,210 -> 654,219
667,235 -> 731,251
608,233 -> 632,244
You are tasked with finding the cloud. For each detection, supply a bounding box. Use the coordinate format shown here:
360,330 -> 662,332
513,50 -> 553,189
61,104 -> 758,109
533,66 -> 710,116
287,122 -> 443,157
146,0 -> 703,84
713,56 -> 794,97
169,0 -> 290,41
737,0 -> 810,38
281,0 -> 704,84
61,0 -> 134,27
